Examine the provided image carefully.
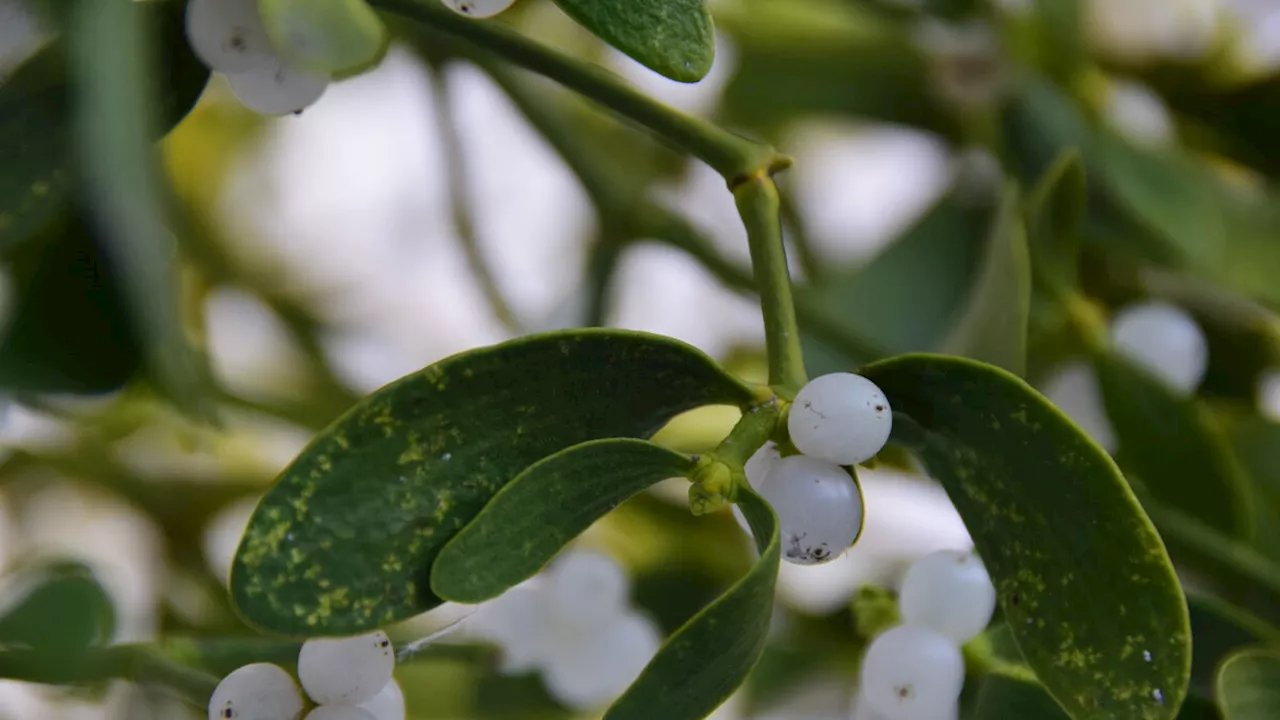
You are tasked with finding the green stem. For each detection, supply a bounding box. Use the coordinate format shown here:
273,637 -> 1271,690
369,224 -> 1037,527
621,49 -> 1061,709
426,62 -> 523,334
370,0 -> 781,180
713,397 -> 781,469
582,225 -> 627,327
0,646 -> 219,707
734,174 -> 808,394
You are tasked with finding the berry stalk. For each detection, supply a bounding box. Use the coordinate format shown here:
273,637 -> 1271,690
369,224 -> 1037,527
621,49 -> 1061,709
733,173 -> 808,396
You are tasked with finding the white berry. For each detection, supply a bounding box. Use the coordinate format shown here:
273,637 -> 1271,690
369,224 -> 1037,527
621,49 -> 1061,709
859,625 -> 965,720
207,663 -> 304,720
440,0 -> 519,19
185,0 -> 276,74
469,585 -> 556,673
758,455 -> 864,565
297,631 -> 395,706
899,550 -> 997,645
543,611 -> 661,710
788,373 -> 893,466
734,441 -> 781,533
358,680 -> 405,720
543,551 -> 630,632
225,60 -> 329,116
304,708 -> 376,720
1109,301 -> 1207,395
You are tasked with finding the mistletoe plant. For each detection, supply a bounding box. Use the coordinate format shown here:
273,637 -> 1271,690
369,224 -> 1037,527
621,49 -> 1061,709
9,0 -> 1280,718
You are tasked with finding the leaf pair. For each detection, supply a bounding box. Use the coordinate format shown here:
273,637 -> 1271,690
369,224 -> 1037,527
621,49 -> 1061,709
233,329 -> 1192,720
232,329 -> 778,719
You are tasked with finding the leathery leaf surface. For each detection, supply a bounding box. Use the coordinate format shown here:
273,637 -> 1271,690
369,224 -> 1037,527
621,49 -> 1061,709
432,438 -> 694,603
862,354 -> 1190,720
231,330 -> 754,636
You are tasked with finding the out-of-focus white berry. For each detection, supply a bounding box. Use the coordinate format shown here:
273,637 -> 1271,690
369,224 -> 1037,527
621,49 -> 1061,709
358,680 -> 405,720
1109,301 -> 1208,395
225,60 -> 329,116
1087,0 -> 1221,65
440,0 -> 519,19
789,373 -> 893,466
304,707 -> 376,720
207,663 -> 305,720
898,550 -> 997,645
914,19 -> 1007,110
543,611 -> 662,710
859,625 -> 965,720
759,455 -> 864,565
734,441 -> 781,533
543,551 -> 630,632
1041,361 -> 1117,453
185,0 -> 276,74
1103,78 -> 1175,147
297,631 -> 395,706
1257,368 -> 1280,423
469,585 -> 556,673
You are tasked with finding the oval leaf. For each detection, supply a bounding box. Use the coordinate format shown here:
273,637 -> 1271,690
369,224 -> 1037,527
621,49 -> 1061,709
799,190 -> 992,373
861,354 -> 1190,720
432,438 -> 694,603
1093,352 -> 1252,539
231,330 -> 754,636
1217,648 -> 1280,720
550,0 -> 714,82
0,0 -> 208,254
0,561 -> 115,655
1025,149 -> 1085,290
604,487 -> 779,720
0,218 -> 141,394
259,0 -> 389,76
940,182 -> 1031,375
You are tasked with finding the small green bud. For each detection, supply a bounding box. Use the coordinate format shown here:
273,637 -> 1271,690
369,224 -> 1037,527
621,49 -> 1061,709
688,461 -> 734,516
853,584 -> 901,641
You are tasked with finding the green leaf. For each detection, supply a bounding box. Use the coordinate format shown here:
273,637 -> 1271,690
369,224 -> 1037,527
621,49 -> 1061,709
431,438 -> 694,603
1025,149 -> 1085,290
940,182 -> 1031,376
1093,352 -> 1252,539
1091,131 -> 1225,271
972,675 -> 1070,720
1217,648 -> 1280,720
604,487 -> 779,720
0,561 -> 114,655
550,0 -> 714,82
716,2 -> 951,139
861,354 -> 1191,720
1188,594 -> 1280,701
69,0 -> 215,418
0,46 -> 73,255
231,330 -> 754,636
259,0 -> 389,76
0,218 -> 141,394
799,191 -> 992,373
0,0 -> 208,254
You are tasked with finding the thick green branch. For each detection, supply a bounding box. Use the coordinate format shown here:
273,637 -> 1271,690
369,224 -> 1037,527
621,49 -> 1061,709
371,0 -> 781,181
734,174 -> 807,394
0,646 -> 219,707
